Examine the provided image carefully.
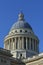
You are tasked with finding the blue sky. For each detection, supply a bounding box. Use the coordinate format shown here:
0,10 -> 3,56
0,0 -> 43,52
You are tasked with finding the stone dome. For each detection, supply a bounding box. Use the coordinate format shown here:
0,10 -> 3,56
4,12 -> 39,59
10,12 -> 32,31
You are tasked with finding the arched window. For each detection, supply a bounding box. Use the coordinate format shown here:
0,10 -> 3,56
25,30 -> 27,32
24,37 -> 26,49
20,54 -> 22,59
15,30 -> 17,33
20,30 -> 22,32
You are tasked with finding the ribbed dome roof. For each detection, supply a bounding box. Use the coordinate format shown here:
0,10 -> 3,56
10,12 -> 32,31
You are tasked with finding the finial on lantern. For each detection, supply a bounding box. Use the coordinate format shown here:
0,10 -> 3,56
18,12 -> 24,21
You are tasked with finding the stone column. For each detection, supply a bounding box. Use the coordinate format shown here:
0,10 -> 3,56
6,40 -> 9,50
33,39 -> 35,51
15,37 -> 16,49
18,37 -> 19,49
11,38 -> 13,50
32,39 -> 34,51
13,38 -> 14,50
20,37 -> 22,49
10,39 -> 12,50
9,39 -> 11,50
35,40 -> 36,51
13,38 -> 15,50
37,43 -> 39,53
8,40 -> 10,50
26,37 -> 28,49
20,39 -> 22,49
22,37 -> 24,49
36,40 -> 39,52
19,37 -> 21,49
12,38 -> 15,50
29,38 -> 31,50
4,41 -> 6,49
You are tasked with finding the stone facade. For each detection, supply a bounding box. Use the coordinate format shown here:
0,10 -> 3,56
22,53 -> 43,65
0,48 -> 12,65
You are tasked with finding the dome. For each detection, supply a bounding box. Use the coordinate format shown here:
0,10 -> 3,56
4,12 -> 39,59
10,12 -> 32,31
